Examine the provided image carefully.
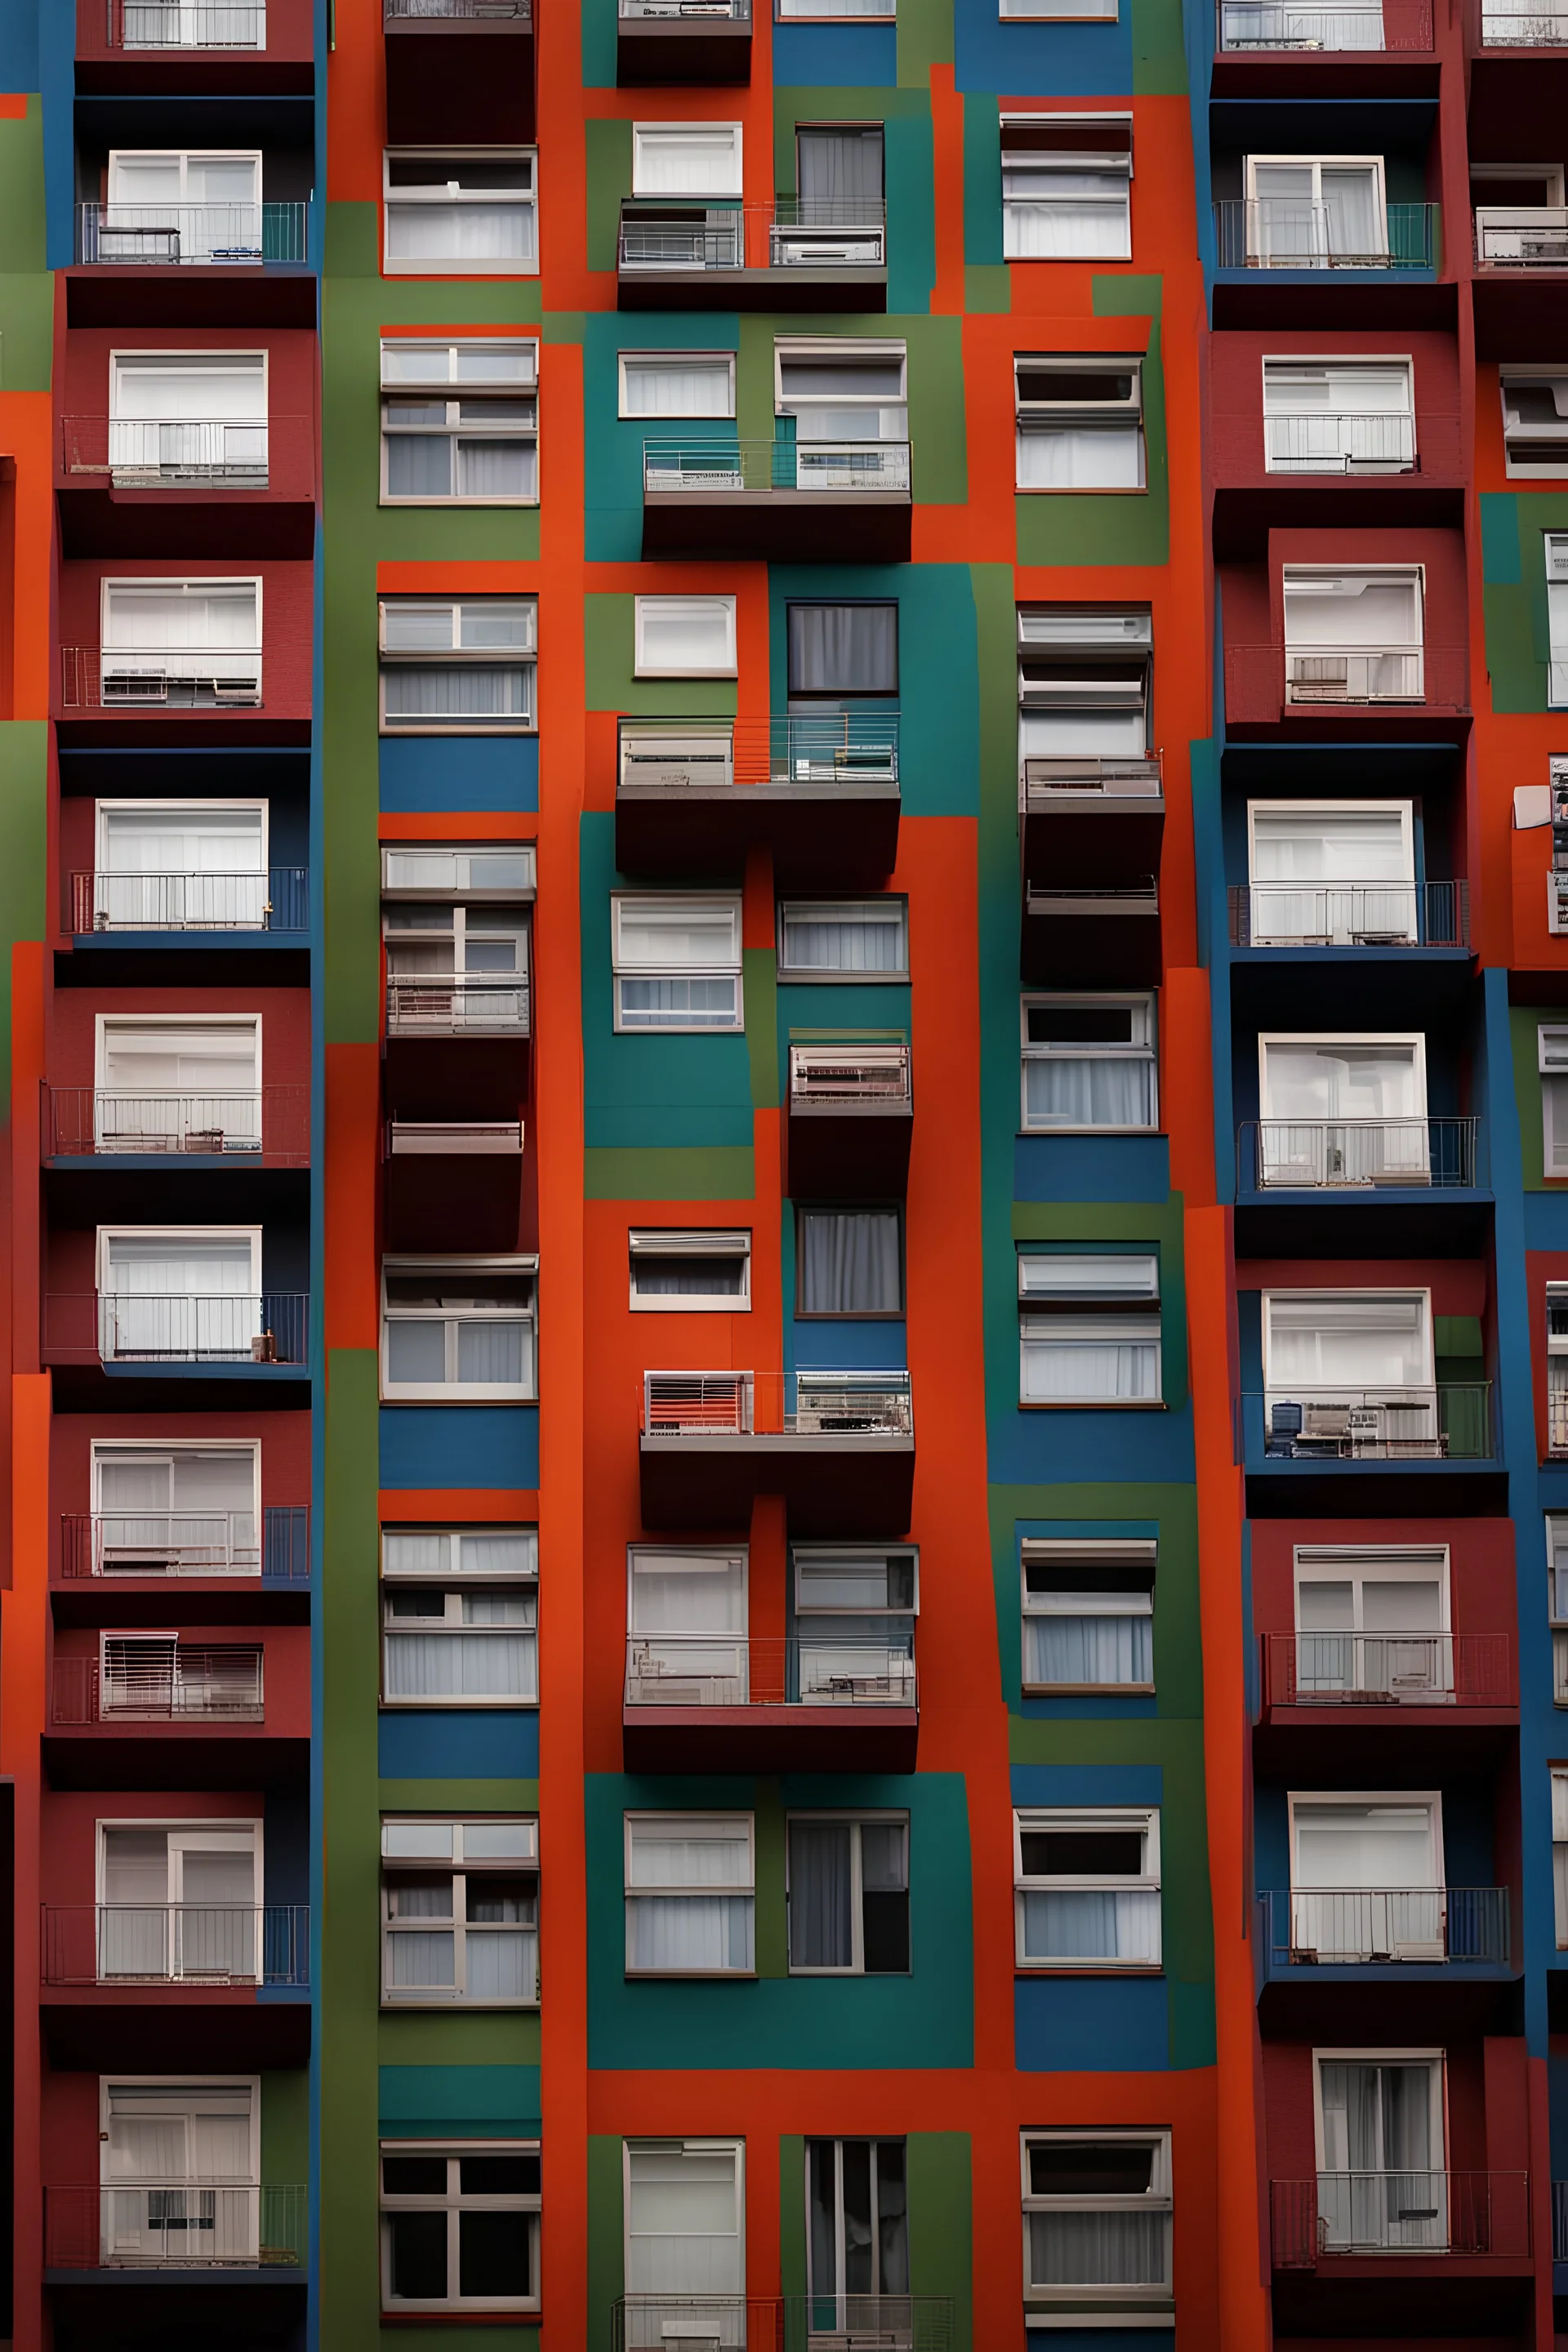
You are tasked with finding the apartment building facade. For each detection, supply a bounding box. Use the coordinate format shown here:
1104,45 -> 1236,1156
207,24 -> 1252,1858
0,0 -> 1562,2345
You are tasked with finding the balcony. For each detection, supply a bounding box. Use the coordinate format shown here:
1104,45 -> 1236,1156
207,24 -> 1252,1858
1228,879 -> 1468,947
59,413 -> 288,491
615,715 -> 900,886
623,1633 -> 917,1769
60,1505 -> 310,1582
1022,880 -> 1160,987
1478,2 -> 1568,33
45,1086 -> 308,1167
1224,644 -> 1467,729
1018,755 -> 1165,987
612,2298 -> 955,2352
384,1119 -> 524,1250
60,646 -> 262,711
76,202 -> 309,270
42,1292 -> 310,1384
78,0 -> 318,90
617,198 -> 887,311
1218,0 -> 1432,44
639,1369 -> 914,1536
1214,200 -> 1440,271
618,0 -> 751,80
52,1644 -> 265,1725
1243,1385 -> 1494,1463
1258,1886 -> 1511,1974
1260,1630 -> 1514,1713
96,0 -> 272,47
384,974 -> 531,1109
1239,1116 -> 1481,1193
1269,2173 -> 1530,2269
67,866 -> 308,940
41,1903 -> 307,1988
384,0 -> 535,144
641,438 -> 911,562
45,2182 -> 306,2271
1475,206 -> 1568,264
786,1045 -> 912,1199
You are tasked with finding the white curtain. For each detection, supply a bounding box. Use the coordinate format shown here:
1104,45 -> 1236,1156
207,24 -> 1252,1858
1318,2063 -> 1439,2248
789,1823 -> 854,1966
622,360 -> 733,419
1020,1886 -> 1160,1962
1025,1610 -> 1152,1686
1027,2210 -> 1168,2287
386,203 -> 535,264
626,2150 -> 742,2295
1017,421 -> 1141,489
386,436 -> 452,497
1266,1294 -> 1430,1388
457,439 -> 534,498
634,131 -> 743,198
384,1623 -> 536,1699
1024,1057 -> 1155,1129
781,909 -> 904,972
1021,1320 -> 1160,1401
1003,167 -> 1129,258
798,1211 -> 901,1315
456,1318 -> 529,1385
382,666 -> 532,722
627,1894 -> 753,1971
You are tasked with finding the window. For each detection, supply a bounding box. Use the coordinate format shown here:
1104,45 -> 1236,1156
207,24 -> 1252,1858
629,1230 -> 751,1311
1002,0 -> 1116,18
381,340 -> 537,505
631,124 -> 743,196
795,125 -> 885,212
107,351 -> 268,484
1021,995 -> 1156,1131
1263,358 -> 1414,474
786,1814 -> 909,1972
381,1818 -> 538,2005
381,1526 -> 538,1705
777,898 -> 907,979
1543,1026 -> 1568,1176
624,1813 -> 755,1974
1244,155 -> 1388,266
1256,1031 -> 1428,1187
1556,1772 -> 1568,1944
1550,1520 -> 1568,1704
100,577 -> 262,706
612,894 -> 743,1031
1550,1281 -> 1568,1455
1246,800 -> 1415,945
90,1438 -> 261,1575
796,1208 -> 902,1316
382,876 -> 530,1036
1548,535 -> 1568,705
1313,2053 -> 1445,2250
1021,2131 -> 1173,2310
619,351 -> 736,419
1292,1543 -> 1450,1699
382,843 -> 536,898
87,799 -> 270,934
787,603 -> 898,702
1018,1253 -> 1161,1405
102,2079 -> 260,2263
1021,1538 -> 1155,1694
791,1544 -> 917,1704
776,340 -> 907,446
383,150 -> 537,277
782,0 -> 893,20
1013,1807 -> 1161,1967
95,1015 -> 261,1152
97,1226 -> 263,1363
1015,355 -> 1144,491
1289,1793 -> 1443,1960
633,595 -> 737,678
1263,1288 -> 1433,1402
97,1820 -> 260,1981
626,1547 -> 748,1703
1501,371 -> 1568,474
624,2142 -> 744,2315
1001,116 -> 1133,261
808,2141 -> 909,2311
381,2144 -> 541,2312
380,1257 -> 537,1401
1281,567 -> 1423,703
1017,607 -> 1152,761
378,599 -> 536,733
105,149 -> 262,262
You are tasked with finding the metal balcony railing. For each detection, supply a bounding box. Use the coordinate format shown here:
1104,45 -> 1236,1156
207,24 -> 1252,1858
41,1903 -> 308,1986
642,1369 -> 913,1438
69,866 -> 307,934
1240,1116 -> 1480,1190
1258,1886 -> 1511,1967
76,202 -> 310,266
1218,0 -> 1432,42
617,198 -> 886,274
43,1292 -> 309,1369
1260,1630 -> 1513,1707
105,2 -> 269,45
1285,644 -> 1423,702
1228,880 -> 1468,947
61,648 -> 262,710
789,1044 -> 911,1107
1242,1383 -> 1494,1461
612,2298 -> 955,2352
1475,207 -> 1568,265
386,0 -> 530,14
644,439 -> 911,494
1480,2 -> 1568,30
1020,752 -> 1164,805
618,714 -> 899,789
45,1087 -> 309,1163
1554,2180 -> 1568,2261
1025,879 -> 1159,915
1263,412 -> 1418,472
1214,199 -> 1440,270
1270,2173 -> 1530,2266
52,1644 -> 265,1724
45,2182 -> 306,2270
385,974 -> 531,1037
60,1504 -> 309,1580
626,1634 -> 915,1708
61,416 -> 280,486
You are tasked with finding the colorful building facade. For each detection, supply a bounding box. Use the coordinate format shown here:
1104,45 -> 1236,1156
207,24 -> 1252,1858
0,0 -> 1565,2345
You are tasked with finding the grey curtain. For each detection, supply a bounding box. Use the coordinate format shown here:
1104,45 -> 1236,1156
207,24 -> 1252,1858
789,1822 -> 854,1966
797,128 -> 884,208
788,603 -> 898,696
799,1211 -> 901,1314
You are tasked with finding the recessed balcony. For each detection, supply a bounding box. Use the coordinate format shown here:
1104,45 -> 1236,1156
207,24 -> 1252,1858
1269,2172 -> 1530,2271
1243,1383 -> 1494,1463
617,198 -> 887,311
43,1292 -> 310,1383
45,1086 -> 309,1167
66,864 -> 309,942
611,2297 -> 953,2352
640,438 -> 911,561
44,2182 -> 307,2272
1239,1116 -> 1481,1194
60,645 -> 262,710
383,974 -> 531,1110
75,201 -> 309,270
622,1633 -> 917,1769
617,0 -> 751,81
615,715 -> 901,886
60,413 -> 285,490
1227,879 -> 1468,947
52,1642 -> 265,1726
1259,1630 -> 1515,1715
639,1369 -> 914,1536
60,1504 -> 310,1584
786,1045 -> 912,1198
1223,642 -> 1468,729
42,1901 -> 307,1989
384,1119 -> 524,1250
1214,198 -> 1440,271
78,0 -> 318,93
1021,880 -> 1160,987
383,0 -> 535,144
1217,0 -> 1432,46
1258,1886 -> 1511,1975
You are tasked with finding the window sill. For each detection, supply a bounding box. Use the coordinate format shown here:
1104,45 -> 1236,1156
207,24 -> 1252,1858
629,1298 -> 752,1313
780,970 -> 911,986
1022,1683 -> 1156,1698
378,725 -> 539,739
1015,485 -> 1149,497
381,497 -> 540,510
1018,1399 -> 1166,1411
1018,1126 -> 1164,1139
381,1699 -> 540,1711
381,1392 -> 539,1405
624,1969 -> 758,1980
382,2308 -> 543,2323
382,265 -> 541,281
1015,1963 -> 1165,1976
381,2000 -> 541,2012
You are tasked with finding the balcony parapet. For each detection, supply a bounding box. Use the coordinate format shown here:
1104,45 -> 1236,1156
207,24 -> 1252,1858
615,716 -> 900,884
639,1370 -> 914,1535
1270,2173 -> 1529,2268
60,1504 -> 310,1580
41,1902 -> 307,1986
1238,1116 -> 1481,1192
385,976 -> 530,1038
1260,1630 -> 1513,1708
52,1645 -> 265,1724
45,1085 -> 308,1165
1227,879 -> 1468,947
45,2182 -> 306,2270
1258,1886 -> 1511,1969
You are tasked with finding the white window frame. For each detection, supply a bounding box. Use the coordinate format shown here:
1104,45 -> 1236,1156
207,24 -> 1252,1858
379,1255 -> 538,1404
381,844 -> 536,900
1281,564 -> 1425,704
1288,1788 -> 1444,1885
1020,1536 -> 1156,1695
624,2139 -> 745,2299
96,1815 -> 263,1982
96,1223 -> 261,1292
1243,154 -> 1388,258
784,1810 -> 910,1976
1014,354 -> 1145,493
776,898 -> 908,982
773,337 -> 908,441
1261,354 -> 1415,476
379,2140 -> 541,2314
379,339 -> 538,509
1310,2048 -> 1446,2172
1016,604 -> 1152,764
381,149 -> 538,279
1293,1543 -> 1450,1630
1548,536 -> 1568,706
791,1542 -> 919,1615
633,595 -> 737,679
1555,1771 -> 1568,1942
1013,1806 -> 1162,1969
95,1010 -> 262,1095
1245,800 -> 1414,885
1000,114 -> 1134,263
380,1816 -> 539,2007
381,1526 -> 539,1708
1018,1253 -> 1163,1407
1261,1285 -> 1434,1389
1000,0 -> 1116,19
100,576 -> 263,702
377,597 -> 537,737
623,1811 -> 755,1977
618,350 -> 737,421
1019,992 -> 1158,1134
612,893 -> 744,1034
1541,1024 -> 1568,1174
631,124 -> 743,198
1256,1031 -> 1428,1116
100,2073 -> 261,2194
1501,369 -> 1568,476
93,796 -> 270,875
89,1437 -> 263,1575
629,1229 -> 751,1312
1020,2128 -> 1173,2310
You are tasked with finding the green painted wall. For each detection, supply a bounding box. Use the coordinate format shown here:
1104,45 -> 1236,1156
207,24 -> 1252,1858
1481,491 -> 1568,712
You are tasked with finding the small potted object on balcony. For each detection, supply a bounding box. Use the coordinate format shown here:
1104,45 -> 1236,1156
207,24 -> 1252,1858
252,1329 -> 278,1364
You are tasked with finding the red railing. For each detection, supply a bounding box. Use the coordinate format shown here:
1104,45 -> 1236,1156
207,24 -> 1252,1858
1261,1631 -> 1513,1708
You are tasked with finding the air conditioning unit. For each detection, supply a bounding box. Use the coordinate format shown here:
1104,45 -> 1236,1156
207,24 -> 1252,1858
1551,872 -> 1568,935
